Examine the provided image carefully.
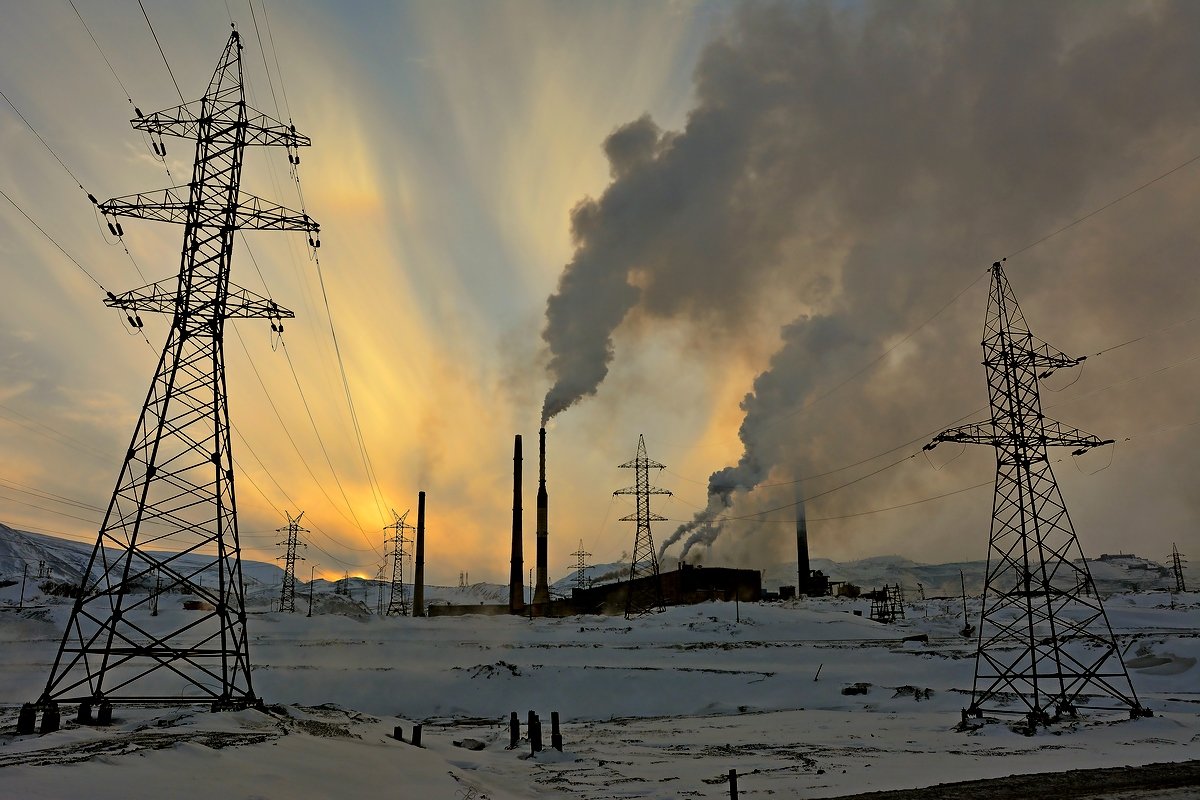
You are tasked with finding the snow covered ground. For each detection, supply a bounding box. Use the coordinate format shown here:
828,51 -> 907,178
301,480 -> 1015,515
1,525 -> 1197,798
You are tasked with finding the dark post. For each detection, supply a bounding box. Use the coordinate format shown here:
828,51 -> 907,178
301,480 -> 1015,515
76,701 -> 93,724
413,491 -> 426,617
393,725 -> 405,741
509,711 -> 520,749
19,562 -> 28,610
96,701 -> 112,726
729,768 -> 738,799
411,724 -> 422,747
17,703 -> 36,734
551,710 -> 562,751
39,702 -> 60,734
528,711 -> 542,753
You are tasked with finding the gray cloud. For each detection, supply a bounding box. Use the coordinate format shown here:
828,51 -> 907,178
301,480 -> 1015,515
543,1 -> 1200,560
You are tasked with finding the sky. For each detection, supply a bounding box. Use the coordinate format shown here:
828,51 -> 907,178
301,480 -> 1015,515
1,1 -> 1199,586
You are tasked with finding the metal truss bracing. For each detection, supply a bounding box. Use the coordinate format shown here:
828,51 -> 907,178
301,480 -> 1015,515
276,512 -> 307,613
928,261 -> 1145,728
385,510 -> 411,617
1170,544 -> 1187,593
37,31 -> 318,709
615,435 -> 670,618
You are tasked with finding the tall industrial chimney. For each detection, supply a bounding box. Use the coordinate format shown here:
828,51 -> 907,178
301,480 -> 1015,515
796,517 -> 810,596
533,427 -> 550,606
414,491 -> 426,616
509,435 -> 524,612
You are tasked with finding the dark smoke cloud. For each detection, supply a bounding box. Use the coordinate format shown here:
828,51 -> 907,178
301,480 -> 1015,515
543,1 -> 1200,558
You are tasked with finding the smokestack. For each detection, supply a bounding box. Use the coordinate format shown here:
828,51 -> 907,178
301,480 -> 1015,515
414,491 -> 425,616
796,518 -> 810,596
510,435 -> 524,612
533,427 -> 551,605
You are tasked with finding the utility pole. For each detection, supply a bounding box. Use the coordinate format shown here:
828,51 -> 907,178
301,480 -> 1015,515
276,511 -> 307,613
1170,543 -> 1187,593
19,563 -> 28,610
307,564 -> 319,618
570,540 -> 592,591
384,510 -> 412,616
151,568 -> 163,617
926,260 -> 1146,729
375,563 -> 385,616
615,435 -> 671,618
29,30 -> 318,727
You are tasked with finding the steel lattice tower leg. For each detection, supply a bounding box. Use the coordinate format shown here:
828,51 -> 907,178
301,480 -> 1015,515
1170,544 -> 1187,593
385,510 -> 411,616
928,261 -> 1147,729
277,512 -> 307,613
32,32 -> 318,718
616,435 -> 671,618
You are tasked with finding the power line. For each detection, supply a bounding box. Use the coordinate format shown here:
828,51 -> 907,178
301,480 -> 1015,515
0,89 -> 89,194
259,0 -> 293,122
756,148 -> 1200,430
1006,152 -> 1200,260
246,0 -> 282,121
67,0 -> 134,108
278,337 -> 376,544
0,187 -> 106,291
230,329 -> 382,555
136,0 -> 186,105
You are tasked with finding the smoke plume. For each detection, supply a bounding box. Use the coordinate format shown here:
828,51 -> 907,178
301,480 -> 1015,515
542,2 -> 1200,557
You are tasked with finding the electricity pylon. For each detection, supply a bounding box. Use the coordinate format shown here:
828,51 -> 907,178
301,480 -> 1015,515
276,511 -> 307,613
571,540 -> 592,590
384,510 -> 412,616
1170,543 -> 1187,593
927,260 -> 1147,730
27,31 -> 318,728
615,435 -> 670,618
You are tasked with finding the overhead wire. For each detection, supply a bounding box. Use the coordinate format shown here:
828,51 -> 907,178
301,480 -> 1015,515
66,0 -> 134,110
754,147 -> 1200,433
136,0 -> 186,105
231,330 -> 383,555
236,5 -> 393,528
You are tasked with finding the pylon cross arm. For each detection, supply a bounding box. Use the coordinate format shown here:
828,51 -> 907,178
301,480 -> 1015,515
105,280 -> 295,319
620,512 -> 668,522
928,421 -> 994,449
1039,418 -> 1112,449
133,105 -> 311,149
1030,338 -> 1086,372
100,189 -> 319,233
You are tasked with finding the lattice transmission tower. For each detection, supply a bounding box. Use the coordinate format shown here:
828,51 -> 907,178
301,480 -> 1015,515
276,511 -> 308,613
615,435 -> 670,618
571,540 -> 592,590
1169,543 -> 1187,593
384,510 -> 412,616
927,260 -> 1147,730
25,31 -> 318,730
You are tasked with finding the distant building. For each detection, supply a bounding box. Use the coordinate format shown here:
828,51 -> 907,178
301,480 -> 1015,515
569,564 -> 761,615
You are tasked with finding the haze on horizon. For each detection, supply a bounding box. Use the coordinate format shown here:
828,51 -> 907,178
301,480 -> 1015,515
2,0 -> 1199,585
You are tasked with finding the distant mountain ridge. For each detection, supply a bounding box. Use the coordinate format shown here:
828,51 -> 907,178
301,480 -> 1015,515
1,522 -> 1180,609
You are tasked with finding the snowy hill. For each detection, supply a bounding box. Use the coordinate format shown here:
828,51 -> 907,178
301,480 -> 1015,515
1,522 -> 1184,612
